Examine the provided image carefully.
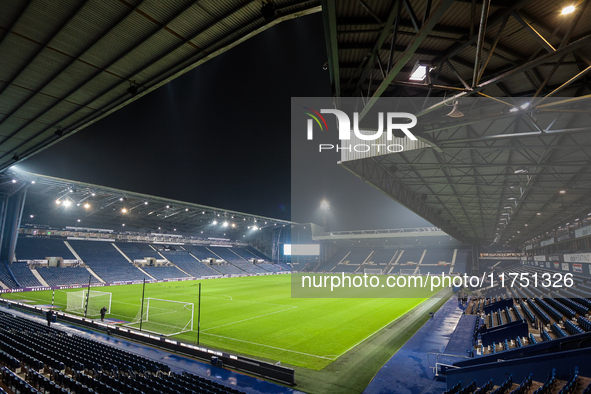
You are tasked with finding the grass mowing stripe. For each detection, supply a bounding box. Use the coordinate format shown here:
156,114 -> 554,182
1,274 -> 441,371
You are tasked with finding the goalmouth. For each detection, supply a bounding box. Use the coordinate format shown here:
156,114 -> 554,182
124,298 -> 194,337
66,290 -> 112,317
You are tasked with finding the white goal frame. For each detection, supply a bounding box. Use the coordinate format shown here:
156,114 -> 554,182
125,298 -> 194,337
66,290 -> 112,317
399,268 -> 417,275
364,268 -> 383,275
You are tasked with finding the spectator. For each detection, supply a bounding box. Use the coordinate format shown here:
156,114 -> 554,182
100,306 -> 107,322
46,309 -> 53,327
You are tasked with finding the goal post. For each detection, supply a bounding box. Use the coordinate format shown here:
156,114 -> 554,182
363,268 -> 383,275
125,298 -> 194,336
66,290 -> 112,317
399,268 -> 417,275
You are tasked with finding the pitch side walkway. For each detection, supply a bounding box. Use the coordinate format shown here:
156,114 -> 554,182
363,297 -> 467,394
1,305 -> 301,394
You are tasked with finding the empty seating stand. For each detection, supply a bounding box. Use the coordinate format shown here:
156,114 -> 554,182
160,251 -> 221,277
37,267 -> 100,287
8,262 -> 41,288
0,310 -> 245,394
68,240 -> 145,283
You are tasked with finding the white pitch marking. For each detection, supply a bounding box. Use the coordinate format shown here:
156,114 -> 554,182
199,332 -> 333,360
333,297 -> 432,358
201,306 -> 298,332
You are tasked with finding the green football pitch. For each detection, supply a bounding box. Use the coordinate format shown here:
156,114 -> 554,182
2,274 -> 439,370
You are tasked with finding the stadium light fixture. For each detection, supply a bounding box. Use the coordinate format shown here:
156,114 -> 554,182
31,180 -> 35,184
122,223 -> 125,226
121,208 -> 127,213
174,228 -> 177,231
11,179 -> 16,183
320,200 -> 330,210
84,203 -> 90,209
77,219 -> 81,222
55,199 -> 61,205
30,215 -> 34,218
119,197 -> 123,201
166,205 -> 170,208
185,208 -> 189,211
507,197 -> 516,200
222,222 -> 228,227
409,62 -> 427,81
212,220 -> 218,225
144,201 -> 148,205
63,200 -> 72,207
562,5 -> 575,14
91,193 -> 96,196
231,223 -> 236,228
537,212 -> 541,215
559,190 -> 566,194
253,225 -> 259,231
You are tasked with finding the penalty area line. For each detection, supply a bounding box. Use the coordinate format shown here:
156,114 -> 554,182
201,306 -> 298,332
199,332 -> 334,360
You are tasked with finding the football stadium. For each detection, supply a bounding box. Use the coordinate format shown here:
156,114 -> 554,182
1,1 -> 591,394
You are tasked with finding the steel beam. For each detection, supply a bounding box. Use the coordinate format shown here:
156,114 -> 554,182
359,0 -> 455,119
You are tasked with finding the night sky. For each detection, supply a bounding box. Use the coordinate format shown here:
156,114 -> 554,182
18,13 -> 431,231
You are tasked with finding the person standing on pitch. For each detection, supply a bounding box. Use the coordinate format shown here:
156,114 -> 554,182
100,306 -> 107,322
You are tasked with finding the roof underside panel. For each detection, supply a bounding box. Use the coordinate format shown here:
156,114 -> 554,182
0,0 -> 320,172
324,0 -> 591,247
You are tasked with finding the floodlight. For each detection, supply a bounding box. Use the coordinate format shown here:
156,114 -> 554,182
320,200 -> 330,210
562,5 -> 575,14
55,199 -> 61,205
84,203 -> 90,209
559,190 -> 566,194
409,63 -> 427,81
11,179 -> 16,183
121,208 -> 127,213
212,220 -> 218,225
223,222 -> 228,227
63,200 -> 71,207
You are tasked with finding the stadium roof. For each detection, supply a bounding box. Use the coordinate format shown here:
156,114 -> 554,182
323,0 -> 591,246
0,0 -> 319,172
2,169 -> 292,236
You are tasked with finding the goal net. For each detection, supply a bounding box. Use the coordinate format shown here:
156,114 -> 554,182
125,298 -> 194,336
66,290 -> 112,317
399,268 -> 416,275
364,268 -> 383,275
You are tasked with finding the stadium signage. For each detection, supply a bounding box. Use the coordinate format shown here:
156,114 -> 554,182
557,232 -> 574,242
575,225 -> 591,238
564,252 -> 591,263
540,238 -> 554,247
303,108 -> 418,153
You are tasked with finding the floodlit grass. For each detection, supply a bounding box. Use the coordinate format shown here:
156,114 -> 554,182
2,275 -> 438,370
